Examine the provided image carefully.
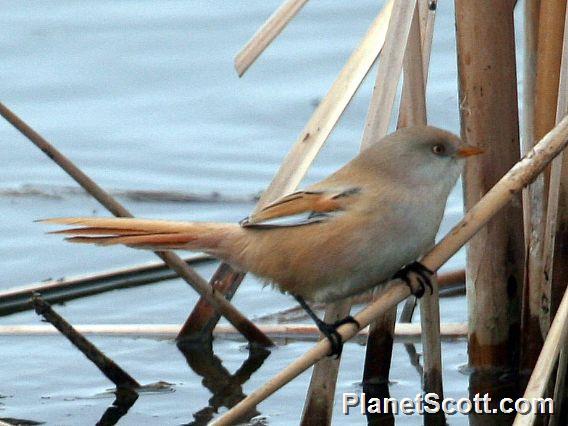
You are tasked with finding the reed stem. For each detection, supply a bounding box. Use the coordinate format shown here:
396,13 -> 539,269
235,0 -> 310,76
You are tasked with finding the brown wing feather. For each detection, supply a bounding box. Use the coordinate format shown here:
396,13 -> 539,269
242,188 -> 360,226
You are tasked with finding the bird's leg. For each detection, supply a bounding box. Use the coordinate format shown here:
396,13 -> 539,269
293,295 -> 360,358
393,261 -> 434,298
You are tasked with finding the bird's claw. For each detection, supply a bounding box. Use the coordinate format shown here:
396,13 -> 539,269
393,261 -> 434,298
320,316 -> 360,358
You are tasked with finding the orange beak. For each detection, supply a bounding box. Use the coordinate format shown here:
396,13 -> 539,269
456,144 -> 484,158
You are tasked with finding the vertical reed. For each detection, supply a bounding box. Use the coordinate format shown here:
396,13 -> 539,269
359,0 -> 416,413
399,3 -> 445,424
300,300 -> 351,426
513,287 -> 568,426
542,7 -> 568,340
454,0 -> 525,401
521,0 -> 540,249
522,0 -> 567,370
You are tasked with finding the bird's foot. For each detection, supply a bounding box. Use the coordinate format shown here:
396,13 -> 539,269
318,316 -> 360,358
393,261 -> 434,298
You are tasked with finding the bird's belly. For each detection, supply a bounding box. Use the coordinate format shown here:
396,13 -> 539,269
308,240 -> 425,302
301,214 -> 439,303
242,205 -> 441,303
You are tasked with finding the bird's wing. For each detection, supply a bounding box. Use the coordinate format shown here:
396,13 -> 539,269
240,187 -> 361,228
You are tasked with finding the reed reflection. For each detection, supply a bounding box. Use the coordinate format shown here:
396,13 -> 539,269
96,388 -> 139,426
178,341 -> 270,425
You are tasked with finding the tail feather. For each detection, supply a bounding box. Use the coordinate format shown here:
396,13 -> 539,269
40,217 -> 244,256
49,227 -> 148,236
41,217 -> 203,233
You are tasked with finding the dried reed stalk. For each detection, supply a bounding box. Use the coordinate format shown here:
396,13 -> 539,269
33,296 -> 140,389
0,254 -> 212,316
179,0 -> 394,341
454,0 -> 525,374
300,299 -> 351,425
0,102 -> 272,347
513,286 -> 568,426
400,5 -> 445,424
534,0 -> 567,143
523,0 -> 567,363
521,0 -> 541,248
235,0 -> 310,76
211,112 -> 568,426
361,0 -> 416,149
540,6 -> 568,336
0,322 -> 468,339
359,1 -> 419,408
550,346 -> 568,426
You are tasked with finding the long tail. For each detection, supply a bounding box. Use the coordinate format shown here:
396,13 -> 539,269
40,217 -> 245,260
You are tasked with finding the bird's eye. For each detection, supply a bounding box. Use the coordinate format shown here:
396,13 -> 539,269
432,144 -> 446,155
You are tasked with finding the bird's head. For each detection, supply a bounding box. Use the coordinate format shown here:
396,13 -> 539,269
365,125 -> 483,189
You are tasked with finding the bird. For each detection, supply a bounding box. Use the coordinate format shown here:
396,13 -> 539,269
41,125 -> 482,356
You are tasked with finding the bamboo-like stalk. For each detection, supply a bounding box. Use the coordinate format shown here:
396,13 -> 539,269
177,263 -> 246,342
454,0 -> 525,375
33,296 -> 140,390
0,102 -> 273,347
397,0 -> 432,129
400,5 -> 445,425
534,0 -> 567,143
0,254 -> 212,316
523,0 -> 567,361
393,3 -> 447,423
522,0 -> 540,151
0,322 -> 469,340
522,0 -> 541,250
550,346 -> 568,426
513,286 -> 568,426
211,113 -> 568,426
403,0 -> 444,411
360,1 -> 424,409
178,0 -> 394,342
299,299 -> 351,425
541,6 -> 568,337
234,0 -> 310,77
361,0 -> 416,149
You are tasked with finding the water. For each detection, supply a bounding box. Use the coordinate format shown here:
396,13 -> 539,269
0,1 -> 490,424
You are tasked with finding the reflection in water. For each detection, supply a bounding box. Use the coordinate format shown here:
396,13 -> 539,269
468,369 -> 521,425
177,341 -> 270,425
96,388 -> 139,426
362,382 -> 395,426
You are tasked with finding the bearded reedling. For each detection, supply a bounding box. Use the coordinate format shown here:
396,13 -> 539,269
42,126 -> 483,356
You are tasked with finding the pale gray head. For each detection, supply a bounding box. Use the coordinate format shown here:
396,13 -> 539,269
362,125 -> 483,190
